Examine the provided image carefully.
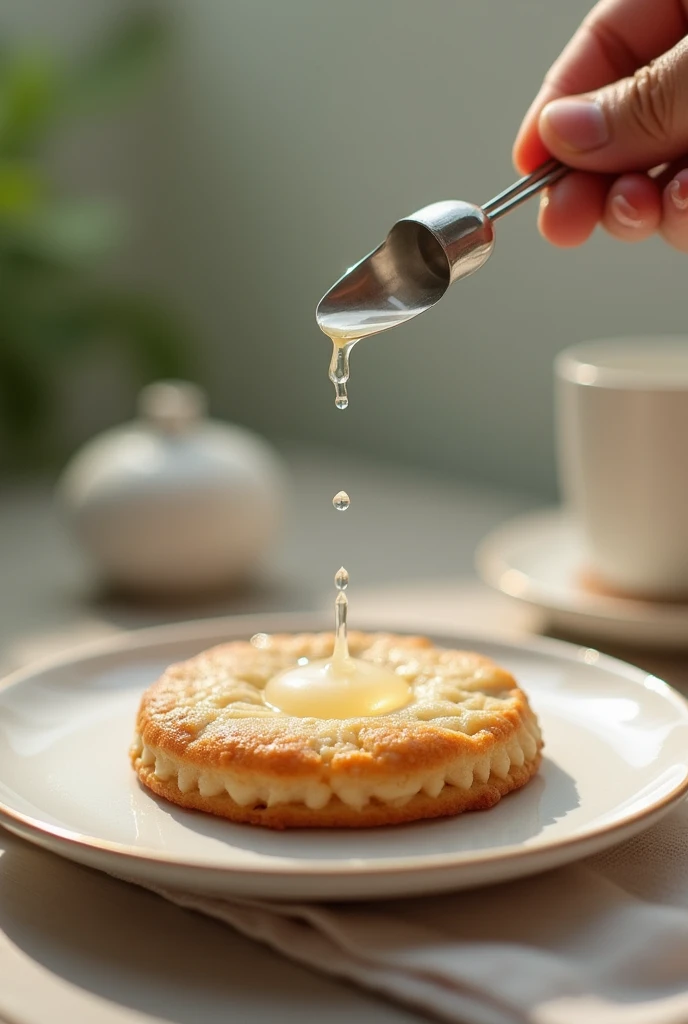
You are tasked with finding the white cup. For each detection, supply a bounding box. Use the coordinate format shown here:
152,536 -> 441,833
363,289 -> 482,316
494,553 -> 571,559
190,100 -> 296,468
555,337 -> 688,598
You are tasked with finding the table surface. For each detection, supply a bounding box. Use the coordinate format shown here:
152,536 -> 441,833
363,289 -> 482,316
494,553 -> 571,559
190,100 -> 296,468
0,447 -> 682,1024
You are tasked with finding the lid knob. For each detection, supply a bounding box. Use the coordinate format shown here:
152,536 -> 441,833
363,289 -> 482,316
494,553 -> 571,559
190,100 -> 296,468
137,380 -> 207,434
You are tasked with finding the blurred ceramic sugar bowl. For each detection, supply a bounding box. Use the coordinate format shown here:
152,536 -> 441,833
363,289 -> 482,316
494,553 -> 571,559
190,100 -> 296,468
57,381 -> 285,595
555,338 -> 688,599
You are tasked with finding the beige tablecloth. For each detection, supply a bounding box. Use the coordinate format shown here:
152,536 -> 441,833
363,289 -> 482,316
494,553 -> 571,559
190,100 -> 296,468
149,796 -> 688,1024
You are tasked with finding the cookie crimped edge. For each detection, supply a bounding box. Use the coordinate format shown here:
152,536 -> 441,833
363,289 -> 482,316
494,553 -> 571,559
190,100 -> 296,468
134,753 -> 542,829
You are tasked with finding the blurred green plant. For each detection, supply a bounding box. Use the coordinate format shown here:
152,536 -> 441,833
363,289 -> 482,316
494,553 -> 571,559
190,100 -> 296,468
0,11 -> 192,462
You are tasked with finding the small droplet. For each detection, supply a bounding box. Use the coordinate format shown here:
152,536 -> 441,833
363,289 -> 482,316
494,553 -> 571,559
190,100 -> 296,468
250,632 -> 271,649
335,566 -> 349,591
335,392 -> 349,411
332,490 -> 350,511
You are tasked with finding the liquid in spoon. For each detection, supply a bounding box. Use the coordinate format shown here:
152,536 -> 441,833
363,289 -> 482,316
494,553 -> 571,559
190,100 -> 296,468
263,567 -> 410,719
321,298 -> 430,410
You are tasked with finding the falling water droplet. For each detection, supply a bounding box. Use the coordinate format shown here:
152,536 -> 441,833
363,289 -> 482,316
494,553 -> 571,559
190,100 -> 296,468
335,566 -> 349,591
332,490 -> 351,511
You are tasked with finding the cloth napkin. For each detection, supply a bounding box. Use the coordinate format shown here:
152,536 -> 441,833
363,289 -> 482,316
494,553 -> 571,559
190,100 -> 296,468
144,798 -> 688,1024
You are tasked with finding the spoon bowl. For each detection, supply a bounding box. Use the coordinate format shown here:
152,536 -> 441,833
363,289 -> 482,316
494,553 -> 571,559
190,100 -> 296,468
316,200 -> 494,342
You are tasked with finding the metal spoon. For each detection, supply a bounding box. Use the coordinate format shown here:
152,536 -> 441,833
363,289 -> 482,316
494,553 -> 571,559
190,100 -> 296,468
316,159 -> 568,343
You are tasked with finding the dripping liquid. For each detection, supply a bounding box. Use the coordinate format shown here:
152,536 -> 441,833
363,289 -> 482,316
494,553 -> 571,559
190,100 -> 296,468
322,303 -> 421,410
327,338 -> 358,411
333,566 -> 349,663
262,565 -> 410,718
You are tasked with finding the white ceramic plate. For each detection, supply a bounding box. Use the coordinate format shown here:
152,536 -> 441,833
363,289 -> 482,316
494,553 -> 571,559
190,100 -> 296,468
1,613 -> 687,902
477,510 -> 688,649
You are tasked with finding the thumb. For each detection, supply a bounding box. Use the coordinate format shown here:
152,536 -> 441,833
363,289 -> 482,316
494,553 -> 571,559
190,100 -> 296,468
539,36 -> 688,173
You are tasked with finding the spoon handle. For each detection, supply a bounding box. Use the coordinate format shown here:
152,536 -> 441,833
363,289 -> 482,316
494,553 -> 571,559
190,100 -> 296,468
482,159 -> 568,221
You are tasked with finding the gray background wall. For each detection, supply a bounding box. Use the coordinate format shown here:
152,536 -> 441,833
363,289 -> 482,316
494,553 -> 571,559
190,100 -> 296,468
8,0 -> 686,497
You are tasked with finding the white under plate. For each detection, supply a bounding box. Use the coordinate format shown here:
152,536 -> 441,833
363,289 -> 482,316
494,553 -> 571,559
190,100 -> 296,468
477,510 -> 688,649
1,613 -> 687,901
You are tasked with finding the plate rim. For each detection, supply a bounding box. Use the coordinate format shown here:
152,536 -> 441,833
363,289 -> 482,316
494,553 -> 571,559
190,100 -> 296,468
476,508 -> 688,627
1,612 -> 688,883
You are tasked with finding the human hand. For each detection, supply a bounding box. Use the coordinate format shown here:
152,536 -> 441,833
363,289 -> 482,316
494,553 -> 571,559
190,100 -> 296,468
513,0 -> 688,250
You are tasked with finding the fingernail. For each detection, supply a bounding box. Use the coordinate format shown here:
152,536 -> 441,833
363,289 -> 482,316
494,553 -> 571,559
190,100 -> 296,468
669,176 -> 688,211
611,194 -> 644,228
541,98 -> 609,152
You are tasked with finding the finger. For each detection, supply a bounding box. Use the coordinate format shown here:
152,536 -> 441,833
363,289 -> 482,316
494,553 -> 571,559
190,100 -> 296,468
661,168 -> 688,251
602,173 -> 662,241
538,36 -> 688,173
537,171 -> 609,247
513,0 -> 688,172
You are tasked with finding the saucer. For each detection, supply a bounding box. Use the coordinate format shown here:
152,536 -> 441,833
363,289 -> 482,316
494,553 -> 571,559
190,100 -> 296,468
476,510 -> 688,649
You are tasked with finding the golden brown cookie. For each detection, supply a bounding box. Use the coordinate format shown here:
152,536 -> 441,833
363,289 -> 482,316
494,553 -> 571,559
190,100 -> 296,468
130,631 -> 543,829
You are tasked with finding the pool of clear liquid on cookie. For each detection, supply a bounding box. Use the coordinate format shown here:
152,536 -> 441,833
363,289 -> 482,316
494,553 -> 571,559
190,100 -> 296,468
264,567 -> 411,719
